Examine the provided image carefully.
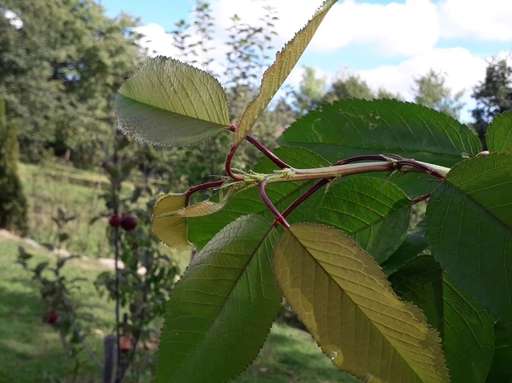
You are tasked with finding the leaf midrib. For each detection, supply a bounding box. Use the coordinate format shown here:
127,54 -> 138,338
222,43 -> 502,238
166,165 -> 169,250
176,222 -> 277,376
117,93 -> 228,130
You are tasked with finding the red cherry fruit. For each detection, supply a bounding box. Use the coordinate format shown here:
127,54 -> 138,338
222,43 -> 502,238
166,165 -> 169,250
119,335 -> 133,353
109,213 -> 121,227
46,310 -> 59,325
120,214 -> 137,231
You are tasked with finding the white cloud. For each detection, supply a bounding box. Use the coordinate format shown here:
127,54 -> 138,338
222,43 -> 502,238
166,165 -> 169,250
135,1 -> 512,63
358,48 -> 486,99
4,10 -> 23,29
439,0 -> 512,41
316,0 -> 440,55
134,23 -> 179,58
213,0 -> 440,57
354,47 -> 490,121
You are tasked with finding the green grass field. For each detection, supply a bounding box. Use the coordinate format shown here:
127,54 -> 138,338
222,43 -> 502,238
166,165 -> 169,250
19,162 -> 110,257
0,236 -> 358,383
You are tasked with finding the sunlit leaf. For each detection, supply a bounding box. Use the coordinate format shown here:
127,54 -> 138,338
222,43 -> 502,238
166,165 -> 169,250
155,215 -> 281,383
280,99 -> 481,167
115,57 -> 230,146
152,193 -> 227,249
235,0 -> 337,142
274,224 -> 449,383
427,154 -> 512,319
487,112 -> 512,153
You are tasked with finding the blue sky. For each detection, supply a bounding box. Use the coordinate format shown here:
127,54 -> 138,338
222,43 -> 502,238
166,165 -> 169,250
101,0 -> 193,27
100,0 -> 512,121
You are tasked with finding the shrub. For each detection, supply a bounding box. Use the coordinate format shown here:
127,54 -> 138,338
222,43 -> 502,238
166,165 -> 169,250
0,98 -> 28,234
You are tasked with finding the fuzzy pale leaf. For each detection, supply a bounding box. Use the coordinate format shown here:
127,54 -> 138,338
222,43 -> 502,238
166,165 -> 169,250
116,57 -> 230,146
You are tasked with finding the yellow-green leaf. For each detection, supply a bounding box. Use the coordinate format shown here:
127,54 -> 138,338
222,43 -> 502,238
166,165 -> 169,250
235,0 -> 337,142
116,57 -> 230,146
152,193 -> 225,249
274,224 -> 449,383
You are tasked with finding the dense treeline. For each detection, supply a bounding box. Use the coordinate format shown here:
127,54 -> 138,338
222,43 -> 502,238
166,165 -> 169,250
0,0 -> 140,166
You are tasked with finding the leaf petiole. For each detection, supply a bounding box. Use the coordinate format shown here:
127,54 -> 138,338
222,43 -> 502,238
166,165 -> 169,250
259,178 -> 290,228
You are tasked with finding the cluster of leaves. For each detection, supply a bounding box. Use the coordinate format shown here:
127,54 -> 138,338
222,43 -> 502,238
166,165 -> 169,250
113,0 -> 512,382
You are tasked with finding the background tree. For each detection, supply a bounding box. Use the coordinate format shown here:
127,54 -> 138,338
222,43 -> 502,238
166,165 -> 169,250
0,98 -> 28,234
323,74 -> 400,103
323,74 -> 374,102
293,66 -> 326,115
413,70 -> 464,119
0,0 -> 140,166
472,59 -> 512,143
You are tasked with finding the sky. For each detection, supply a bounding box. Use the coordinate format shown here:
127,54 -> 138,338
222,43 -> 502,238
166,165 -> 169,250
100,0 -> 512,121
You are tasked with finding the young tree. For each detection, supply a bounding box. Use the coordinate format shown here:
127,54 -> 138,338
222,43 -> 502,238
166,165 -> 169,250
0,98 -> 28,234
413,70 -> 464,119
472,59 -> 512,142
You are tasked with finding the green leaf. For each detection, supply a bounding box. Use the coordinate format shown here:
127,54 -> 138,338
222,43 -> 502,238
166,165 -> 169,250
115,57 -> 230,146
487,112 -> 512,154
188,147 -> 331,248
390,256 -> 495,383
155,215 -> 281,383
386,172 -> 442,199
280,99 -> 481,166
236,0 -> 337,142
389,255 -> 443,331
381,222 -> 429,276
290,176 -> 411,263
274,224 -> 449,383
443,278 -> 495,383
427,154 -> 512,319
487,316 -> 512,382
